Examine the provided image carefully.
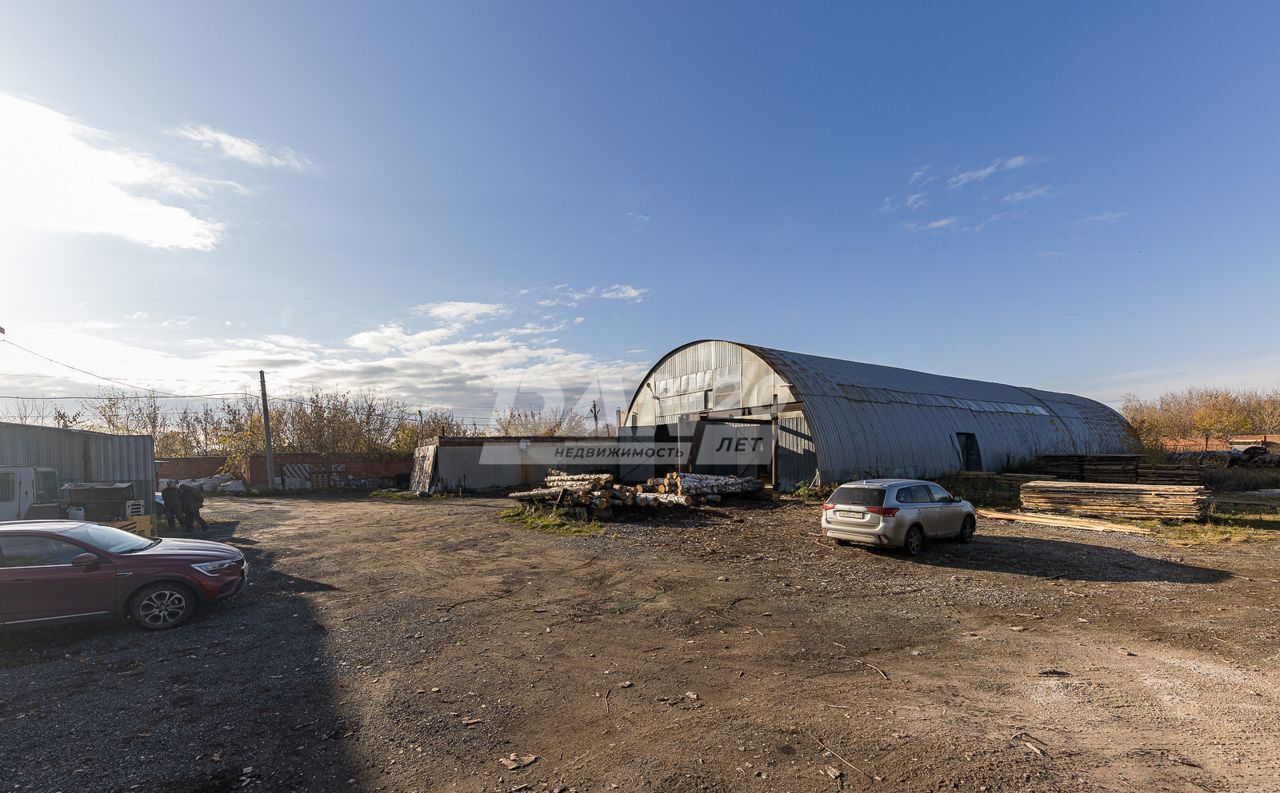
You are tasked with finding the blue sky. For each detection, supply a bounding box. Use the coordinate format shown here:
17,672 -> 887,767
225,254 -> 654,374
2,2 -> 1278,421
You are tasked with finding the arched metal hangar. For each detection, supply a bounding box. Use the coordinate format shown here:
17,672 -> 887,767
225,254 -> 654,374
622,340 -> 1136,488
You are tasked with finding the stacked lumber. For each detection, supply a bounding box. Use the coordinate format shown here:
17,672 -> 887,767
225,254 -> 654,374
1020,480 -> 1210,522
1167,451 -> 1233,469
510,470 -> 749,516
1030,454 -> 1202,486
642,472 -> 763,496
976,508 -> 1152,535
1134,464 -> 1203,485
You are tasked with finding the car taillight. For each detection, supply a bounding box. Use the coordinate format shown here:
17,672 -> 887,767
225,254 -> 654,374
822,502 -> 835,510
866,506 -> 899,517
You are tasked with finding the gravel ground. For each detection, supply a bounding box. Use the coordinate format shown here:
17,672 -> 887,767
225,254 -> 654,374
2,494 -> 1278,792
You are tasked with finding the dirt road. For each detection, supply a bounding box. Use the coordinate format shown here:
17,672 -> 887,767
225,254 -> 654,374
2,496 -> 1278,792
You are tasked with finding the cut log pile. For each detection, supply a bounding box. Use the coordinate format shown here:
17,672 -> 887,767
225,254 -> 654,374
509,470 -> 762,517
1020,480 -> 1211,522
639,472 -> 764,496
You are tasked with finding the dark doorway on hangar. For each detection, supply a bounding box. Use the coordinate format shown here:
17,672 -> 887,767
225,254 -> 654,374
956,432 -> 983,471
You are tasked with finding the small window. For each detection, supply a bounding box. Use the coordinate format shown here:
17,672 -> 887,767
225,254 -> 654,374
928,484 -> 952,502
901,485 -> 932,503
0,536 -> 84,567
827,487 -> 885,507
0,473 -> 14,503
895,485 -> 925,504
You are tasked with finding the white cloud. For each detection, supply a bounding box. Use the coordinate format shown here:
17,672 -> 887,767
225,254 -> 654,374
600,284 -> 648,302
125,311 -> 150,321
1002,184 -> 1052,205
949,155 -> 1033,188
962,211 -> 1016,232
901,216 -> 958,232
880,191 -> 928,213
0,311 -> 656,419
626,211 -> 651,226
1039,250 -> 1068,258
412,301 -> 509,324
908,164 -> 930,185
572,316 -> 585,324
174,124 -> 311,170
504,321 -> 567,336
1080,211 -> 1130,223
0,93 -> 227,250
160,315 -> 196,327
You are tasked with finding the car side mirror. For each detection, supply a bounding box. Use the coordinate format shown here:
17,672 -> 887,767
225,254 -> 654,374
71,552 -> 100,568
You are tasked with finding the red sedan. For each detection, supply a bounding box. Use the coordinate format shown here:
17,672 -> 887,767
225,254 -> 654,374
0,520 -> 246,630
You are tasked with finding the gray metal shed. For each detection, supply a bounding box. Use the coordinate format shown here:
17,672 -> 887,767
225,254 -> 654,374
0,422 -> 156,513
622,340 -> 1136,488
412,436 -> 620,493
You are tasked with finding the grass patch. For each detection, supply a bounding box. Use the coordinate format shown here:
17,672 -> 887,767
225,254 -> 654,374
499,506 -> 604,537
789,483 -> 835,502
1201,467 -> 1280,493
1152,510 -> 1280,545
369,489 -> 422,501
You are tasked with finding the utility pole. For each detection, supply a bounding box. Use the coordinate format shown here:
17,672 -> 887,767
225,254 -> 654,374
260,370 -> 276,490
589,400 -> 601,436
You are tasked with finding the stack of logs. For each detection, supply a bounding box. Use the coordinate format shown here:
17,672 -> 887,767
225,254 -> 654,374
1020,480 -> 1211,522
639,471 -> 764,497
509,470 -> 763,517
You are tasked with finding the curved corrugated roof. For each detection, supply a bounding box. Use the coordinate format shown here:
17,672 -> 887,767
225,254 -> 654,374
626,340 -> 1136,481
741,343 -> 1135,477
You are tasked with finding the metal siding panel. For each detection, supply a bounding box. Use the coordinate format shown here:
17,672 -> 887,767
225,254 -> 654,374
0,423 -> 156,513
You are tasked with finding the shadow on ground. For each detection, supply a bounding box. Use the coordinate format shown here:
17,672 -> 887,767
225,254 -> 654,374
0,539 -> 359,792
915,534 -> 1232,584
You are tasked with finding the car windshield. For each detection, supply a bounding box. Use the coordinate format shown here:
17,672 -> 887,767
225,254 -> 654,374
62,523 -> 155,554
827,486 -> 886,507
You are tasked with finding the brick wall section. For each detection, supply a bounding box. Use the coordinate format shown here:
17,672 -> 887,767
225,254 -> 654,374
157,453 -> 414,487
246,453 -> 414,487
155,456 -> 229,482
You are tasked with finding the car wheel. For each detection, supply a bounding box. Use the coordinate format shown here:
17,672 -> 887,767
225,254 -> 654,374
902,525 -> 924,557
130,583 -> 196,630
956,515 -> 976,543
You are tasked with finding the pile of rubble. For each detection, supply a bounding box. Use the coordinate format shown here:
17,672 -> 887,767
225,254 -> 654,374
509,470 -> 763,518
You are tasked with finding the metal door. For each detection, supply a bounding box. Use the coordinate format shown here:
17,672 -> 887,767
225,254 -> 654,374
0,471 -> 17,521
0,535 -> 116,623
927,483 -> 964,536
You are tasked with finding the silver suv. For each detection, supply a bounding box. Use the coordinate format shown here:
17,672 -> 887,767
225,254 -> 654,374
821,479 -> 976,556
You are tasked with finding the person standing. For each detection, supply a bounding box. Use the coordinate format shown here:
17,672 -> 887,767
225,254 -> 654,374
177,481 -> 209,531
160,480 -> 182,531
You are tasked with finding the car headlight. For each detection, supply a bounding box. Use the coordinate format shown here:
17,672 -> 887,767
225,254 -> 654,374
192,559 -> 238,576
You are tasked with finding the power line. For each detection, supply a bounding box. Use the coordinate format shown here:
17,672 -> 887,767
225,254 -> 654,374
0,392 -> 249,401
0,338 -> 179,396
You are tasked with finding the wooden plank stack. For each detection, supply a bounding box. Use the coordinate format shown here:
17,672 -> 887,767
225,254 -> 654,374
1030,455 -> 1202,486
1020,480 -> 1211,522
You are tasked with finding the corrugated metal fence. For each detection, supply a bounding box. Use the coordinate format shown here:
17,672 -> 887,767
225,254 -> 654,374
0,422 -> 156,513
